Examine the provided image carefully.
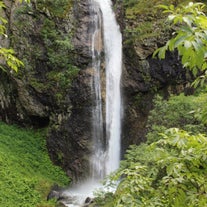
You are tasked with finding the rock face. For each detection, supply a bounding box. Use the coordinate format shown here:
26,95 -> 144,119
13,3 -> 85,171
47,1 -> 101,180
0,0 -> 188,180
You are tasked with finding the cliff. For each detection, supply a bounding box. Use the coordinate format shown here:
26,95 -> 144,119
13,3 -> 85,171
0,0 -> 188,180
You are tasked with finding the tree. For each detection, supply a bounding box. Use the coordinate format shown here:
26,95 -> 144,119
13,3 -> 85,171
0,0 -> 30,72
153,1 -> 207,124
153,2 -> 207,87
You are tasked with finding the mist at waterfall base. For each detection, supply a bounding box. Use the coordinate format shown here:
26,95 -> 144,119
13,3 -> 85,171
63,0 -> 122,206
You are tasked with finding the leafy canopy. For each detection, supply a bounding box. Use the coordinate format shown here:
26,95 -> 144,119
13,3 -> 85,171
153,2 -> 207,86
146,93 -> 207,144
153,1 -> 207,123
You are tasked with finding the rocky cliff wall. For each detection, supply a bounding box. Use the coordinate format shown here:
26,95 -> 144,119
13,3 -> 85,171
0,0 -> 188,180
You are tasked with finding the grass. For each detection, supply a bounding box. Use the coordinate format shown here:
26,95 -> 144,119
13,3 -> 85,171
0,122 -> 69,207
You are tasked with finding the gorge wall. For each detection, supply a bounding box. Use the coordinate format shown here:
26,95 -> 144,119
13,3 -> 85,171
0,0 -> 187,180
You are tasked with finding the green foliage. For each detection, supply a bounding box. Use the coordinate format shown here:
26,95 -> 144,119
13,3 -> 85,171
153,1 -> 207,124
105,128 -> 207,207
93,191 -> 114,207
47,67 -> 79,88
0,1 -> 25,72
0,122 -> 69,207
123,0 -> 184,19
0,1 -> 6,34
38,17 -> 79,101
123,0 -> 163,43
190,89 -> 207,125
19,0 -> 30,3
96,91 -> 207,207
123,0 -> 190,43
153,2 -> 207,79
36,0 -> 74,18
46,66 -> 79,103
40,18 -> 76,71
0,48 -> 24,72
12,1 -> 78,104
146,93 -> 207,143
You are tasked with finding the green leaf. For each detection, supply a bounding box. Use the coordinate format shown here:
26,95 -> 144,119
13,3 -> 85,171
197,15 -> 207,29
168,14 -> 176,21
183,16 -> 192,26
156,5 -> 169,10
167,39 -> 176,51
174,34 -> 187,48
153,1 -> 207,84
0,48 -> 24,72
201,62 -> 207,71
153,46 -> 167,59
184,40 -> 192,48
169,5 -> 175,11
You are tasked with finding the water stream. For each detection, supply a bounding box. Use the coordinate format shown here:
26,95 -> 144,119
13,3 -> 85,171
90,0 -> 105,179
99,0 -> 122,175
64,0 -> 122,206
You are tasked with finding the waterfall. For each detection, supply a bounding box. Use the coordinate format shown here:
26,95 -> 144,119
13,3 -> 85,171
64,1 -> 122,206
99,0 -> 122,175
90,0 -> 122,178
90,0 -> 106,179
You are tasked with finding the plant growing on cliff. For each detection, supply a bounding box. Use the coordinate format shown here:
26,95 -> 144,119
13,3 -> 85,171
0,0 -> 29,72
35,0 -> 74,18
122,0 -> 185,44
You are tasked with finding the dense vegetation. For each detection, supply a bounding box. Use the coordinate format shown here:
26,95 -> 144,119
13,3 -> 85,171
146,92 -> 207,141
0,0 -> 25,72
0,122 -> 69,207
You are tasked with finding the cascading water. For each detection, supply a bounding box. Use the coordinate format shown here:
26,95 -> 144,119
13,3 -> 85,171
64,0 -> 122,206
90,0 -> 122,180
97,0 -> 122,175
90,0 -> 106,179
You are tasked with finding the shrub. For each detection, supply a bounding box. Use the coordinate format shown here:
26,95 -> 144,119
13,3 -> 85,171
146,93 -> 207,143
106,128 -> 207,207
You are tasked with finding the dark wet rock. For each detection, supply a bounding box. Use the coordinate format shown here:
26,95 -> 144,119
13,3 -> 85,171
84,197 -> 94,206
47,184 -> 65,201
